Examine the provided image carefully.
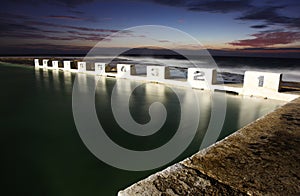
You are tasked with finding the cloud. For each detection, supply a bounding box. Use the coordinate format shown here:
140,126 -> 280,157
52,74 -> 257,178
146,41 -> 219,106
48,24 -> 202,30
150,0 -> 300,30
46,14 -> 100,22
0,43 -> 92,55
250,24 -> 268,29
46,15 -> 85,20
27,20 -> 119,33
0,17 -> 119,42
8,0 -> 96,7
68,9 -> 85,15
51,0 -> 96,7
229,31 -> 300,47
187,0 -> 252,13
150,0 -> 252,13
237,6 -> 300,29
239,47 -> 300,51
0,21 -> 41,33
158,40 -> 170,43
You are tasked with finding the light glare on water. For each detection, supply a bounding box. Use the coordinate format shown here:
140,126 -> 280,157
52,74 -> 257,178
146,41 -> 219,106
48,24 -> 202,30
0,62 -> 284,195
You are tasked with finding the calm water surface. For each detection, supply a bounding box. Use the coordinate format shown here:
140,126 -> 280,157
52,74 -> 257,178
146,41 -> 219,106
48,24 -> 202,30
0,62 -> 284,195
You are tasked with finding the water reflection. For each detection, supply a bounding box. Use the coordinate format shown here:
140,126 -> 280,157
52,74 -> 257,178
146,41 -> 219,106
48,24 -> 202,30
238,97 -> 282,128
7,66 -> 281,194
35,68 -> 73,94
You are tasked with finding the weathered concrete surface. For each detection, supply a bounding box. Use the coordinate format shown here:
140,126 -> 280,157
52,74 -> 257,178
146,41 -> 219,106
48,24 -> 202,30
119,97 -> 300,195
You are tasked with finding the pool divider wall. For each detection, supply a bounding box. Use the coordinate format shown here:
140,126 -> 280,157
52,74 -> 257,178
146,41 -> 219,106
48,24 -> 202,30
240,71 -> 297,100
52,61 -> 59,69
146,66 -> 170,81
242,71 -> 281,96
42,59 -> 49,68
77,62 -> 86,72
34,59 -> 299,101
117,64 -> 136,78
187,68 -> 217,90
63,61 -> 71,71
34,59 -> 40,68
95,63 -> 107,75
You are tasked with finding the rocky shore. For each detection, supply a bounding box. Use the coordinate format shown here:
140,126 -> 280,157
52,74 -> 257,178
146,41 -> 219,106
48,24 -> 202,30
0,57 -> 36,65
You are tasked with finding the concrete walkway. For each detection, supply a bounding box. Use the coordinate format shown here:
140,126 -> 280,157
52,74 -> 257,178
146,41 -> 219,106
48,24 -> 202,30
119,97 -> 300,195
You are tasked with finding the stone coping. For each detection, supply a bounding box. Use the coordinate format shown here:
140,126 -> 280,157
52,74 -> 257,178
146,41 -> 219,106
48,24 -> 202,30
119,97 -> 300,195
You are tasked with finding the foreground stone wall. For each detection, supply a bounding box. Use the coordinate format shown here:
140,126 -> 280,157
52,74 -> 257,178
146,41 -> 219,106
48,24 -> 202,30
119,97 -> 300,195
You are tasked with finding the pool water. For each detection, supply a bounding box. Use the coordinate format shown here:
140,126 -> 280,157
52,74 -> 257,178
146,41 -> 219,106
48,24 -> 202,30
0,62 -> 284,195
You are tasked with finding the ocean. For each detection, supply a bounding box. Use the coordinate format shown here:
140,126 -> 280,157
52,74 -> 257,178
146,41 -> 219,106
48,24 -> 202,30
81,55 -> 300,82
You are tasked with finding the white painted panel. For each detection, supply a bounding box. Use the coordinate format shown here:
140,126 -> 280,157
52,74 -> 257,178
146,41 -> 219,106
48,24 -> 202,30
42,59 -> 49,68
77,62 -> 86,72
63,61 -> 71,71
52,61 -> 59,69
242,71 -> 282,97
146,66 -> 170,81
34,59 -> 40,68
117,64 -> 136,78
187,68 -> 217,90
95,63 -> 106,75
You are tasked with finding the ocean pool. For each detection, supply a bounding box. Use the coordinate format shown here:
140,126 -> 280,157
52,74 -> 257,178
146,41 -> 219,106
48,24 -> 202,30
0,62 -> 284,195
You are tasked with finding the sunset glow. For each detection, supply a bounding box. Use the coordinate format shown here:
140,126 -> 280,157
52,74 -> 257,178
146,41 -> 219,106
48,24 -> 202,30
0,0 -> 299,57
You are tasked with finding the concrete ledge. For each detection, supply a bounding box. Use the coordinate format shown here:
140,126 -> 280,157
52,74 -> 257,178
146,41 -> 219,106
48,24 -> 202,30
119,97 -> 300,195
33,59 -> 300,101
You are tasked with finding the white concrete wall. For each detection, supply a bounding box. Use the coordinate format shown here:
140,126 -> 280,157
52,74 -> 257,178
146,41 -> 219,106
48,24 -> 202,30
95,63 -> 106,75
147,66 -> 170,81
33,58 -> 300,102
242,71 -> 282,98
43,59 -> 49,68
77,62 -> 86,72
34,59 -> 40,68
63,61 -> 71,71
52,61 -> 59,69
187,68 -> 217,90
117,64 -> 136,78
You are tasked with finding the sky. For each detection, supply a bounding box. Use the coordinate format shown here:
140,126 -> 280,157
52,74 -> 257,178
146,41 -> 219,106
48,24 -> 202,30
0,0 -> 299,57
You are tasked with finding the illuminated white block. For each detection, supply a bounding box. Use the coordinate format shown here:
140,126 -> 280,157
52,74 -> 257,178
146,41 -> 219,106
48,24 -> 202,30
242,71 -> 282,97
147,66 -> 170,81
187,68 -> 217,90
63,61 -> 71,71
117,64 -> 136,78
95,63 -> 106,75
34,59 -> 40,68
52,61 -> 59,69
43,59 -> 49,68
77,62 -> 86,72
